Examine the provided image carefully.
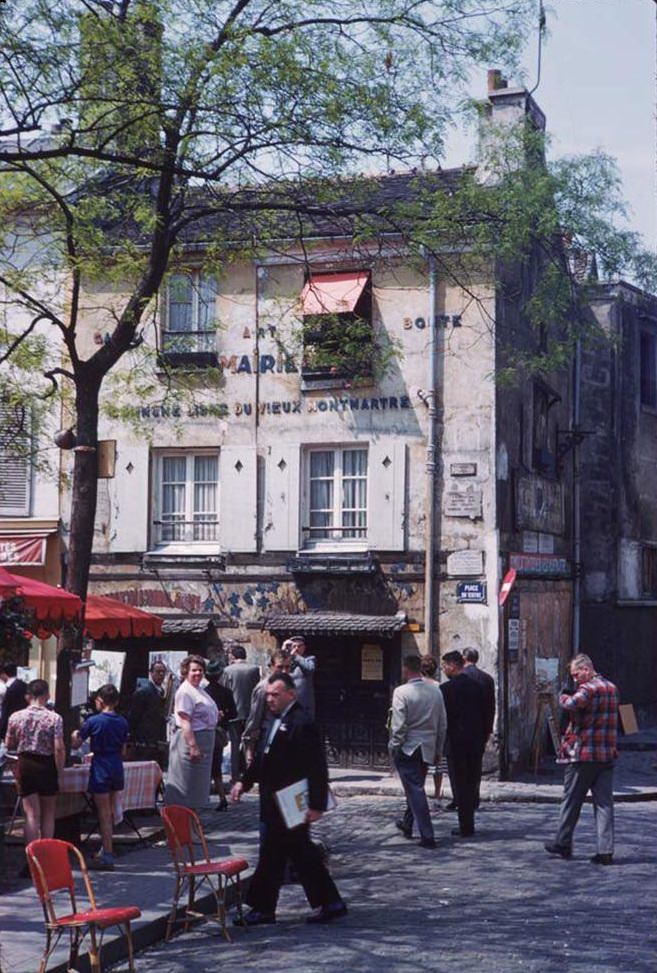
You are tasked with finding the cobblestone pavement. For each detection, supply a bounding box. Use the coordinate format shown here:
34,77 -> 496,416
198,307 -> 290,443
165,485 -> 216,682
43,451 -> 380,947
128,795 -> 657,973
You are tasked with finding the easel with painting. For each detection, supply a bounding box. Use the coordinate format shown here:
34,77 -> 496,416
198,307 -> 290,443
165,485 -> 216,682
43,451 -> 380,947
531,690 -> 562,773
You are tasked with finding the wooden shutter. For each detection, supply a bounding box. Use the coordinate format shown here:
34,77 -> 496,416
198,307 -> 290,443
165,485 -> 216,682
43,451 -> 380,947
367,440 -> 406,551
108,443 -> 149,552
264,445 -> 301,551
219,446 -> 257,552
0,404 -> 32,516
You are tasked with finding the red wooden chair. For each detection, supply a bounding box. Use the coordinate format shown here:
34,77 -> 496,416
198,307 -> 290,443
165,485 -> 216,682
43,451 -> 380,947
26,839 -> 141,973
160,805 -> 248,943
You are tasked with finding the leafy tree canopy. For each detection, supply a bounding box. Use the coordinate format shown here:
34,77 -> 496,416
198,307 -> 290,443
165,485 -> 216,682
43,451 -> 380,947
0,0 -> 653,597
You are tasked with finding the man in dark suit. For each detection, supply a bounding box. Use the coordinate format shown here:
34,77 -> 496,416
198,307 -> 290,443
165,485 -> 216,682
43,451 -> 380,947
0,663 -> 28,741
440,650 -> 488,838
128,660 -> 168,748
463,647 -> 496,809
231,672 -> 346,926
463,647 -> 496,738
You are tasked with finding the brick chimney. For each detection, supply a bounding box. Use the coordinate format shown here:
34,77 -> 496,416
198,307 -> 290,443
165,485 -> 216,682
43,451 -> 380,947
477,69 -> 547,182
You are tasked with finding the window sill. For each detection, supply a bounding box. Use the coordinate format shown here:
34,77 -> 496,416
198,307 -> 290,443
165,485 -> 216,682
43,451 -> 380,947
158,351 -> 220,369
143,544 -> 225,569
616,598 -> 657,607
300,542 -> 369,555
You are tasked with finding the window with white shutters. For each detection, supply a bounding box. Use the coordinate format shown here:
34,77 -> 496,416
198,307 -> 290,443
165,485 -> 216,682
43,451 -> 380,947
302,446 -> 368,550
0,403 -> 32,516
152,451 -> 219,545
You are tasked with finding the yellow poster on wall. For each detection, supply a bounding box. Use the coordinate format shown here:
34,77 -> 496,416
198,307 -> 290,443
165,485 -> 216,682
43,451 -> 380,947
361,644 -> 383,681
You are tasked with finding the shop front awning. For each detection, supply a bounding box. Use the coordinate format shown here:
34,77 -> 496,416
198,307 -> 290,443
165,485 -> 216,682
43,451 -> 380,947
300,271 -> 370,316
84,595 -> 164,640
0,565 -> 19,597
264,610 -> 407,638
3,571 -> 82,629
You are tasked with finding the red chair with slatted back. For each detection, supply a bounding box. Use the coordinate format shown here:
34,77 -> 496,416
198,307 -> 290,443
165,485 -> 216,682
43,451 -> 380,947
26,838 -> 141,973
160,805 -> 248,942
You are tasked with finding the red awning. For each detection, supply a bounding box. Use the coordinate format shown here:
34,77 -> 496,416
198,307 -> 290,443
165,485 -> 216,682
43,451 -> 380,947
84,595 -> 163,640
0,566 -> 19,597
0,534 -> 48,566
5,571 -> 82,628
300,271 -> 369,316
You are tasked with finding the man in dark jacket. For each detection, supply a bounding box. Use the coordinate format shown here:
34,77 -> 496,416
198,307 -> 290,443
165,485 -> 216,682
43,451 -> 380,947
440,650 -> 488,838
0,663 -> 28,742
231,672 -> 346,926
128,660 -> 168,748
221,644 -> 260,783
463,647 -> 496,809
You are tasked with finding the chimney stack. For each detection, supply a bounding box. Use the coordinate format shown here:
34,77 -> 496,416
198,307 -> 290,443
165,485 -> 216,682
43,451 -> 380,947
476,70 -> 547,183
487,69 -> 508,93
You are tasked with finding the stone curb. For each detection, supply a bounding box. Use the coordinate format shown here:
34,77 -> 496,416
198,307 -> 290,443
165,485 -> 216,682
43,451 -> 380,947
329,783 -> 657,804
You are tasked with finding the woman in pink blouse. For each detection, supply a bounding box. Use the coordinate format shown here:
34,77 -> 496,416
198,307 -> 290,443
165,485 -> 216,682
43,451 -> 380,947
164,656 -> 218,810
5,679 -> 65,846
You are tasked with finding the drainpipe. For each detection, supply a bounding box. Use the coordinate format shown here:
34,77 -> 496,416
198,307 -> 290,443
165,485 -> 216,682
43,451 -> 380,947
424,255 -> 439,652
572,337 -> 582,650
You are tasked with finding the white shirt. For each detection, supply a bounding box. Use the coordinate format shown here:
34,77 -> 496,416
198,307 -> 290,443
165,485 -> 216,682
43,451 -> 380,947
264,700 -> 295,752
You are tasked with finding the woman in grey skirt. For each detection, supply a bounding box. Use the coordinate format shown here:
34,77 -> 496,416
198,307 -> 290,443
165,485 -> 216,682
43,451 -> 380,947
165,655 -> 218,809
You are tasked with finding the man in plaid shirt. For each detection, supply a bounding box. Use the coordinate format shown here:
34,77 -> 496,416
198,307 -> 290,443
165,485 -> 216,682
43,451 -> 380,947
545,653 -> 619,865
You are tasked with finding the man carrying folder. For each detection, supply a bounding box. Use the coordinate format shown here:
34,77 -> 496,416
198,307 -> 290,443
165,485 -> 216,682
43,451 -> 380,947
231,672 -> 346,926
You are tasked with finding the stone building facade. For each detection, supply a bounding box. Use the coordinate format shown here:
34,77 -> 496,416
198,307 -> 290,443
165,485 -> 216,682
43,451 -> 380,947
63,81 -> 576,773
579,282 -> 657,722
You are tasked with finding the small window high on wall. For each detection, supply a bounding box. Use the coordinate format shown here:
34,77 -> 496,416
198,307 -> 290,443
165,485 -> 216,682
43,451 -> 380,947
161,272 -> 219,367
640,331 -> 657,409
300,271 -> 372,382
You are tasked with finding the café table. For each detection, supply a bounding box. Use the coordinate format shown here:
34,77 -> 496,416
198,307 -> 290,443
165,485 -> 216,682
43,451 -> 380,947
6,759 -> 163,844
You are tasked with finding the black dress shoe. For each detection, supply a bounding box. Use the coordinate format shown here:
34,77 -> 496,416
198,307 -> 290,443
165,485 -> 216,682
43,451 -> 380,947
235,909 -> 276,926
395,819 -> 413,839
444,801 -> 458,811
451,828 -> 474,837
418,838 -> 437,849
590,853 -> 613,865
215,799 -> 229,812
544,841 -> 572,859
306,901 -> 348,924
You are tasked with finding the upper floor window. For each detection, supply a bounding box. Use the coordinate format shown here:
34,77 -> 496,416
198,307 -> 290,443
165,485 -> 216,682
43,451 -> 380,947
153,451 -> 218,546
0,402 -> 32,516
304,446 -> 368,548
161,272 -> 219,367
642,545 -> 657,598
532,382 -> 558,477
300,271 -> 372,382
640,331 -> 657,409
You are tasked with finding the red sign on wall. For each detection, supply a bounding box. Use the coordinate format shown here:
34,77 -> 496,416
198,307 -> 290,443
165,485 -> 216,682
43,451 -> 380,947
0,535 -> 47,566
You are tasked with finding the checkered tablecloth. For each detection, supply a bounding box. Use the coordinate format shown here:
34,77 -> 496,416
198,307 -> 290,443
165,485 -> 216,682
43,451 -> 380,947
57,760 -> 162,822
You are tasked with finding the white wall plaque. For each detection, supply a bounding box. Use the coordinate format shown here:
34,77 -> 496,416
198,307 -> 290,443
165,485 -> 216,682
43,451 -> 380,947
450,462 -> 477,477
444,489 -> 483,520
446,549 -> 484,577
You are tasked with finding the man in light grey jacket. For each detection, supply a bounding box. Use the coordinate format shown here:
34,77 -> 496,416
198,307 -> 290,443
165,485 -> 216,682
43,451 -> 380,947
389,654 -> 447,848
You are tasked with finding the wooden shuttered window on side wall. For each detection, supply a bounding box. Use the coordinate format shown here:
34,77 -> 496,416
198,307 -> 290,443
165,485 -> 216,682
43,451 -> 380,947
0,404 -> 32,516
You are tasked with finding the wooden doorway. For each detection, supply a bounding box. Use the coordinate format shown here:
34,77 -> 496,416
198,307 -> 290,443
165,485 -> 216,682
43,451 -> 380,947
313,635 -> 400,769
